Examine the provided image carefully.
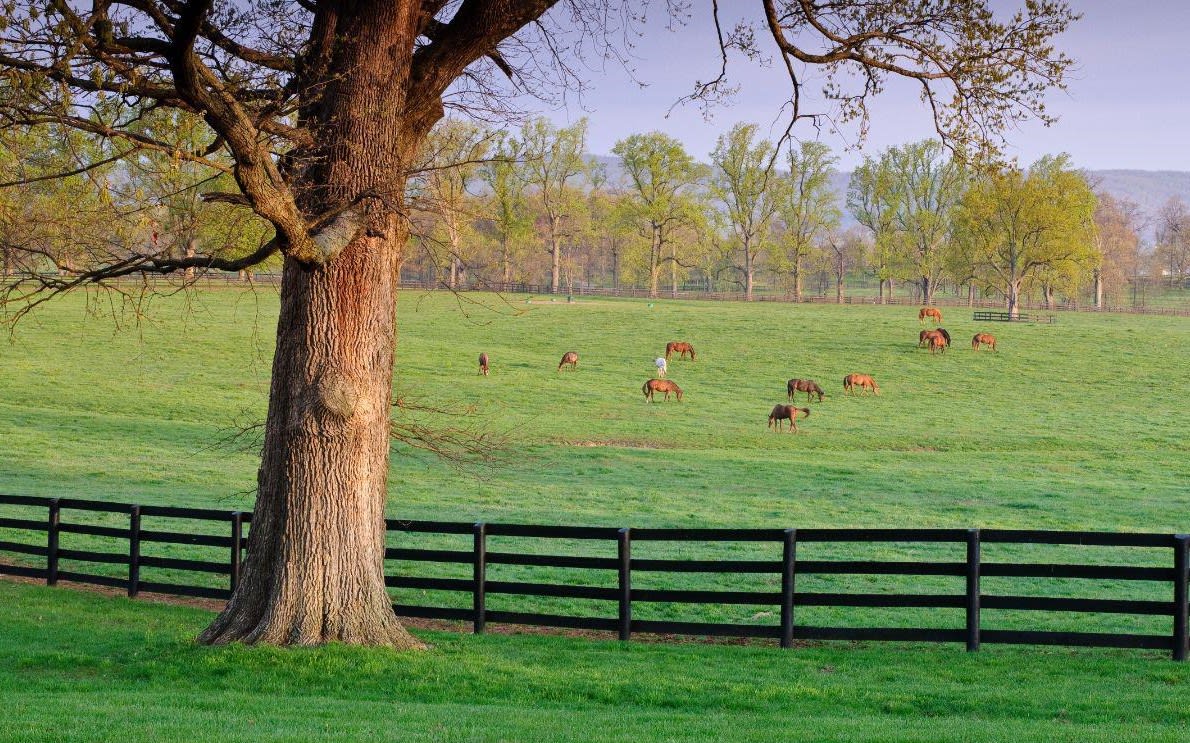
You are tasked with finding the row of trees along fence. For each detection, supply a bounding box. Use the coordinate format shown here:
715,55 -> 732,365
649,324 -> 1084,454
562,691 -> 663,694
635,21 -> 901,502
1,495 -> 1187,660
74,274 -> 1190,318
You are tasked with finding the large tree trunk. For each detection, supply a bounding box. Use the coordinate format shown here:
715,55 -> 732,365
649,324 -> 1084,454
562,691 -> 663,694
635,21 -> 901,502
200,243 -> 420,648
793,257 -> 802,302
200,1 -> 426,648
1093,268 -> 1103,310
549,219 -> 562,293
744,241 -> 754,301
670,241 -> 678,298
648,228 -> 660,298
1007,280 -> 1021,317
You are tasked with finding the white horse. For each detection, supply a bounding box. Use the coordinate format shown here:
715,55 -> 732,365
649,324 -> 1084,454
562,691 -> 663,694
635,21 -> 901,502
654,357 -> 668,377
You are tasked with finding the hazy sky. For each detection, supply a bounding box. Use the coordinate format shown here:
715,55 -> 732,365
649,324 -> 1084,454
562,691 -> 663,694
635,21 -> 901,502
525,1 -> 1190,171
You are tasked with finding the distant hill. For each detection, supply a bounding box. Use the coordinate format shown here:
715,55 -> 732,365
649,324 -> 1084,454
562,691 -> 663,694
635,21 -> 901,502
593,155 -> 1190,240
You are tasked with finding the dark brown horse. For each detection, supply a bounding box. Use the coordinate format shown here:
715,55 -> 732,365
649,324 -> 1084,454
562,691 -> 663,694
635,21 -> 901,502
643,378 -> 683,402
787,378 -> 825,402
972,332 -> 997,351
478,352 -> 489,376
557,351 -> 579,371
843,373 -> 880,395
768,404 -> 810,432
919,307 -> 943,324
665,341 -> 696,361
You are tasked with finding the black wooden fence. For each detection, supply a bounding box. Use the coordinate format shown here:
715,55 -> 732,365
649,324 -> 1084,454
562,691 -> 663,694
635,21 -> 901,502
1,494 -> 1187,660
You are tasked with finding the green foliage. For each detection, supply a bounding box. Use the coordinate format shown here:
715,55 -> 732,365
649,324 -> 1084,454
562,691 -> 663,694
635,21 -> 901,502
611,132 -> 707,294
955,155 -> 1099,314
710,123 -> 782,297
773,140 -> 841,297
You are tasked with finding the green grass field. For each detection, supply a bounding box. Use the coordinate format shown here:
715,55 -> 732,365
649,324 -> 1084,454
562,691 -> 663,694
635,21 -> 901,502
2,289 -> 1185,527
1,580 -> 1188,743
1,289 -> 1188,740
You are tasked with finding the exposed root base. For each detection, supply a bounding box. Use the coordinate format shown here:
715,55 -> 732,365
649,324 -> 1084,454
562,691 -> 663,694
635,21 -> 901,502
198,604 -> 426,649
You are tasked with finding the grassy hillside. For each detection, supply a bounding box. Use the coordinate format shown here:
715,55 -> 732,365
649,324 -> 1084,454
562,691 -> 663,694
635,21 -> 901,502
1,289 -> 1185,531
1,580 -> 1187,743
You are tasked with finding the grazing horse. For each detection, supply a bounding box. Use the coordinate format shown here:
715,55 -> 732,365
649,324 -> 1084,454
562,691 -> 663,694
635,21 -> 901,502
768,404 -> 810,433
654,357 -> 668,377
665,341 -> 696,361
557,351 -> 579,371
478,352 -> 489,376
972,333 -> 997,351
643,378 -> 683,402
843,373 -> 880,395
919,307 -> 943,324
787,379 -> 825,402
921,327 -> 950,354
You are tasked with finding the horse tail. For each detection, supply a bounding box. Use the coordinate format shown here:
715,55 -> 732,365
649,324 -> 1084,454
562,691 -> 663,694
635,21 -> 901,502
800,407 -> 811,419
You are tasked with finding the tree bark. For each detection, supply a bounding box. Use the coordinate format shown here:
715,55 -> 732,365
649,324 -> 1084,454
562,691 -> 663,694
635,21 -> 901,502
1093,268 -> 1103,310
744,240 -> 755,301
1007,280 -> 1021,317
549,218 -> 562,293
200,0 -> 428,648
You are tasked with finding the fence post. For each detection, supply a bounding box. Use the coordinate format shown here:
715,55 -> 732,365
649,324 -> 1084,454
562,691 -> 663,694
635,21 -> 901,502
473,522 -> 487,634
780,528 -> 797,649
128,505 -> 141,598
1174,535 -> 1189,662
229,511 -> 244,593
966,528 -> 981,652
47,498 -> 60,587
617,528 -> 632,642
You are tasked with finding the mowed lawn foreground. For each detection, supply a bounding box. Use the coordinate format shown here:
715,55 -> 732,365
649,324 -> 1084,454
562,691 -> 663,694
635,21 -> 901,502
0,289 -> 1185,531
1,580 -> 1188,743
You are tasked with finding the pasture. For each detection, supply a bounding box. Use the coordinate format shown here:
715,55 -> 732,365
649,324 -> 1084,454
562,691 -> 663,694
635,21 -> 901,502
1,288 -> 1184,530
2,289 -> 1189,740
1,580 -> 1189,742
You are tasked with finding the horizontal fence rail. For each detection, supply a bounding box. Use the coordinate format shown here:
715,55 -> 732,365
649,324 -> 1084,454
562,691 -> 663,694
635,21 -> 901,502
2,495 -> 1188,660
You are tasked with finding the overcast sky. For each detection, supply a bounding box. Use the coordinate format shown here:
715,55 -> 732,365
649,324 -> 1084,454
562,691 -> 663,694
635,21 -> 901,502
523,1 -> 1190,171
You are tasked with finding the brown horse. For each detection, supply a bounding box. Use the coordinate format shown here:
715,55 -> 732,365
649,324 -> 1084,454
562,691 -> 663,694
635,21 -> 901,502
643,378 -> 683,402
665,341 -> 696,361
557,351 -> 579,371
478,352 -> 489,376
921,327 -> 950,354
972,333 -> 997,351
787,378 -> 825,402
768,404 -> 810,432
919,307 -> 943,324
843,373 -> 880,395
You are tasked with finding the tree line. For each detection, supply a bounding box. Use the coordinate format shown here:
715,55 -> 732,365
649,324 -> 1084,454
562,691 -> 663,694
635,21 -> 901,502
406,118 -> 1188,315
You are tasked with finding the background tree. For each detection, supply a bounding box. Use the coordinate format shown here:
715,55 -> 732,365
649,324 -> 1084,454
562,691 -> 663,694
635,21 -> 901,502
521,117 -> 589,293
414,119 -> 490,289
847,156 -> 901,303
1154,197 -> 1190,289
0,0 -> 1079,647
481,133 -> 533,285
1092,193 -> 1145,308
711,123 -> 781,301
774,140 -> 839,301
612,132 -> 706,298
955,155 -> 1098,316
820,227 -> 866,303
883,140 -> 967,304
